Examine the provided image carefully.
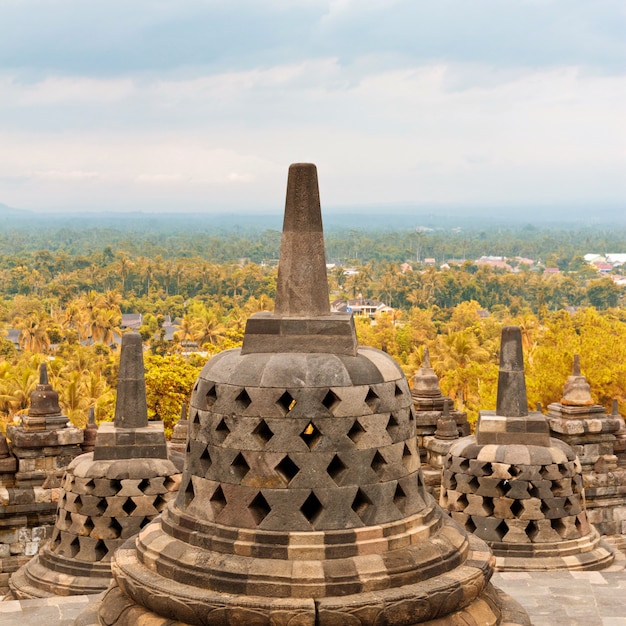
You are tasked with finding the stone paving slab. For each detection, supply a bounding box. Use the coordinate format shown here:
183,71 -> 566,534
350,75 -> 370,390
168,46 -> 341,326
2,572 -> 626,625
493,571 -> 626,626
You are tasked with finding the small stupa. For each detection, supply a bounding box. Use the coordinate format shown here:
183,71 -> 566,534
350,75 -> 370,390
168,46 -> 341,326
84,164 -> 529,625
547,357 -> 626,536
9,333 -> 181,599
547,355 -> 623,469
441,327 -> 615,571
411,347 -> 469,454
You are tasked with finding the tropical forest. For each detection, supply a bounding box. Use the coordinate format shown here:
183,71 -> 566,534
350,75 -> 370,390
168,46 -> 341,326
1,215 -> 625,435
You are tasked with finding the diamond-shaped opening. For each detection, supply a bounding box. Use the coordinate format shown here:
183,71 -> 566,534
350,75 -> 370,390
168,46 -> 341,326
499,480 -> 512,495
73,494 -> 83,512
468,475 -> 480,490
110,479 -> 122,493
558,463 -> 569,477
59,509 -> 71,529
252,419 -> 274,445
249,492 -> 271,525
139,517 -> 152,530
371,450 -> 387,475
138,478 -> 150,493
210,485 -> 227,516
191,409 -> 200,425
215,417 -> 231,442
509,465 -> 519,477
460,458 -> 470,471
322,389 -> 341,413
300,491 -> 323,525
408,407 -> 416,422
510,499 -> 524,517
153,494 -> 168,513
276,456 -> 299,485
529,483 -> 541,498
84,479 -> 95,493
109,518 -> 123,538
69,537 -> 81,557
550,518 -> 566,537
465,516 -> 477,533
164,476 -> 178,492
186,440 -> 192,454
199,446 -> 212,475
231,452 -> 250,481
327,454 -> 348,484
365,387 -> 379,411
394,383 -> 404,397
393,483 -> 407,510
402,443 -> 412,463
206,384 -> 218,407
481,462 -> 493,476
193,382 -> 199,392
526,520 -> 539,541
456,493 -> 469,511
541,501 -> 551,516
445,472 -> 457,491
351,488 -> 373,517
386,413 -> 400,437
300,422 -> 321,449
94,539 -> 108,561
235,388 -> 252,411
572,476 -> 583,494
565,496 -> 581,515
347,420 -> 366,444
482,496 -> 494,516
277,391 -> 296,414
81,517 -> 94,536
96,498 -> 108,515
495,520 -> 509,540
181,478 -> 195,508
122,498 -> 137,516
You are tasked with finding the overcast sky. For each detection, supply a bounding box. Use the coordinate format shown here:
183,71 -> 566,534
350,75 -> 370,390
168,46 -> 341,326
1,0 -> 625,213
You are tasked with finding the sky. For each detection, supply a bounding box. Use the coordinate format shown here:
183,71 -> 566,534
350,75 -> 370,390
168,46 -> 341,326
0,0 -> 625,214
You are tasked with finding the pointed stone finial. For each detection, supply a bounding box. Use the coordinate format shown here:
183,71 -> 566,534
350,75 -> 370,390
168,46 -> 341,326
536,402 -> 543,413
561,354 -> 593,406
88,406 -> 96,425
180,402 -> 188,422
412,347 -> 443,400
113,332 -> 148,429
613,399 -> 619,416
422,346 -> 431,369
496,326 -> 528,417
274,163 -> 330,318
39,363 -> 49,385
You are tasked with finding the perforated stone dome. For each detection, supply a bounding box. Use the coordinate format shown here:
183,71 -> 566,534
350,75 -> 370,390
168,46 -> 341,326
180,346 -> 422,532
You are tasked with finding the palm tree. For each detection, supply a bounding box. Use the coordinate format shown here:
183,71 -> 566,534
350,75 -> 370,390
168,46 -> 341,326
15,311 -> 51,353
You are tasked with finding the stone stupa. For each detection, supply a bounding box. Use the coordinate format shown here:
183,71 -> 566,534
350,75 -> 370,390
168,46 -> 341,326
411,347 -> 469,454
9,332 -> 181,599
441,327 -> 615,571
81,163 -> 529,626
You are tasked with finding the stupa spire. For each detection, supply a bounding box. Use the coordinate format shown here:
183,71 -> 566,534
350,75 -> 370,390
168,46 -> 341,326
496,326 -> 528,417
113,332 -> 148,429
274,163 -> 330,317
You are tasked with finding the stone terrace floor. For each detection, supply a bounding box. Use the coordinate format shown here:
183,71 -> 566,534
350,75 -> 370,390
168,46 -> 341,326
0,570 -> 626,626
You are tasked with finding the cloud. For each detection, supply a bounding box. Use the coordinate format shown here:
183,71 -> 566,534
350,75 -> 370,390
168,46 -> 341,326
1,0 -> 624,78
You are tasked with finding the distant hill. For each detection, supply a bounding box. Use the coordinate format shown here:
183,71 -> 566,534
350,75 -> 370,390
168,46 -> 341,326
0,202 -> 30,215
